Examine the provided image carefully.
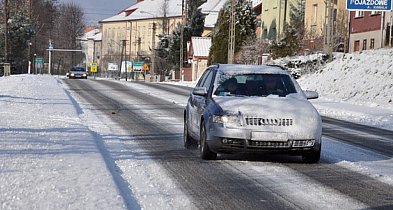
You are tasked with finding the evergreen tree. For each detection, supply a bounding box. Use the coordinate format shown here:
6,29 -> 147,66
188,0 -> 206,21
209,0 -> 256,64
155,0 -> 205,74
190,9 -> 205,37
270,0 -> 305,58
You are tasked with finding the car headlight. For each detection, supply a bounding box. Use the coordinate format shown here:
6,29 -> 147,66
83,74 -> 87,76
213,115 -> 241,126
70,73 -> 75,76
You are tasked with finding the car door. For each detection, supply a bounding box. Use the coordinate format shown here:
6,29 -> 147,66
189,69 -> 213,137
194,69 -> 215,136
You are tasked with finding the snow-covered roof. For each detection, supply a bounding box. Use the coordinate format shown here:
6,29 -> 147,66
89,32 -> 102,41
252,0 -> 262,8
199,0 -> 226,28
191,37 -> 211,57
100,0 -> 182,23
80,28 -> 100,41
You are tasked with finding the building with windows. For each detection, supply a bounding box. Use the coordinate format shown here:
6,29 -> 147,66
99,0 -> 182,75
349,11 -> 392,52
261,0 -> 299,41
304,0 -> 347,52
79,27 -> 100,71
187,37 -> 212,81
253,0 -> 263,38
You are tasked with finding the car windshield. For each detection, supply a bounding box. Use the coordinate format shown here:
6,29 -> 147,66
213,73 -> 297,97
71,67 -> 85,72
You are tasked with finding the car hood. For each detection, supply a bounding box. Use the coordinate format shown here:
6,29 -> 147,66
213,94 -> 317,116
212,95 -> 322,139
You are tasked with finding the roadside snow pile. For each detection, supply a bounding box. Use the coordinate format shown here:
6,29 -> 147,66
299,48 -> 393,109
269,52 -> 328,77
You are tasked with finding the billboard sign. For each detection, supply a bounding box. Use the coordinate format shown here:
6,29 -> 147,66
108,63 -> 118,71
347,0 -> 392,11
120,61 -> 132,72
133,62 -> 143,72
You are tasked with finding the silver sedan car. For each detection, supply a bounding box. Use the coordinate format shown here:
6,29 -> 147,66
184,64 -> 322,163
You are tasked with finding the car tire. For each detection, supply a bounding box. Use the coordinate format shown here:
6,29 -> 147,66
184,117 -> 193,149
200,122 -> 217,160
302,144 -> 321,163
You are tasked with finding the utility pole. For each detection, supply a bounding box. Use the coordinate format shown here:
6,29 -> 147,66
119,40 -> 126,80
151,22 -> 156,76
324,0 -> 334,60
228,0 -> 236,64
390,11 -> 393,47
4,0 -> 9,63
180,0 -> 185,79
29,0 -> 32,19
28,0 -> 33,74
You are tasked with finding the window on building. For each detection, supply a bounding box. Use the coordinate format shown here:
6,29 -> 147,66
355,11 -> 365,18
354,40 -> 360,52
371,11 -> 382,15
312,4 -> 318,26
273,0 -> 278,8
370,39 -> 375,49
362,39 -> 367,50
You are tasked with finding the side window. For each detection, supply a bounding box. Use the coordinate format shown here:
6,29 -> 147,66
196,69 -> 210,87
201,70 -> 214,91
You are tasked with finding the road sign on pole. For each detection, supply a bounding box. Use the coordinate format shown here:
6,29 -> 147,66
90,63 -> 98,73
35,57 -> 44,63
133,62 -> 143,72
347,0 -> 392,11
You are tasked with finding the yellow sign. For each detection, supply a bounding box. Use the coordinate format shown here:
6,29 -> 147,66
142,63 -> 149,71
90,63 -> 98,73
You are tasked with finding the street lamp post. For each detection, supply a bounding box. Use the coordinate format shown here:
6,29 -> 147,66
28,41 -> 32,74
140,10 -> 157,78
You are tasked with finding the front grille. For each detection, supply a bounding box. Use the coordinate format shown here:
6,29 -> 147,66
247,140 -> 291,148
245,117 -> 293,126
247,140 -> 315,149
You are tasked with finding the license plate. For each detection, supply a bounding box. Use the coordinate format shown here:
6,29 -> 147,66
251,132 -> 288,142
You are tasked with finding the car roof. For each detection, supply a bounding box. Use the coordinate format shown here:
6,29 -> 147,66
70,67 -> 85,70
211,64 -> 290,75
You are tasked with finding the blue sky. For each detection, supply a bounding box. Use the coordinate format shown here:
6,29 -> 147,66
61,0 -> 136,25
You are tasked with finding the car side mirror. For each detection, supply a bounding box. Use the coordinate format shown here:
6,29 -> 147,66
193,87 -> 208,96
304,90 -> 319,99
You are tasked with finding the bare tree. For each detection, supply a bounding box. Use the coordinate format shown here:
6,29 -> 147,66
160,0 -> 170,35
54,2 -> 85,68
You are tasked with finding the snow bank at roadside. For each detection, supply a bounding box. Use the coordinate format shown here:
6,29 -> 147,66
298,48 -> 393,110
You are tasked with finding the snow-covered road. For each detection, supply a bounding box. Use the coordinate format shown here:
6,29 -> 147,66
1,75 -> 393,209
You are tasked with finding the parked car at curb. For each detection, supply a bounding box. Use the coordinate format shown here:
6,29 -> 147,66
67,67 -> 87,79
184,64 -> 322,163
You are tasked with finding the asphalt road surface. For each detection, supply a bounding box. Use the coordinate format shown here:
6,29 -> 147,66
64,79 -> 393,210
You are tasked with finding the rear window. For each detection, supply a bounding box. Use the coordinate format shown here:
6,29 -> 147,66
214,73 -> 297,97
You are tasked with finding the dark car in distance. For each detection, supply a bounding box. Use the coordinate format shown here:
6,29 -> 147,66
67,67 -> 87,79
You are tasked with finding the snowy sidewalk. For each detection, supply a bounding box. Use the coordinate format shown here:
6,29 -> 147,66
0,75 -> 126,209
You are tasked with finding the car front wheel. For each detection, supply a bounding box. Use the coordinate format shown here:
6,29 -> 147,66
200,122 -> 217,160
